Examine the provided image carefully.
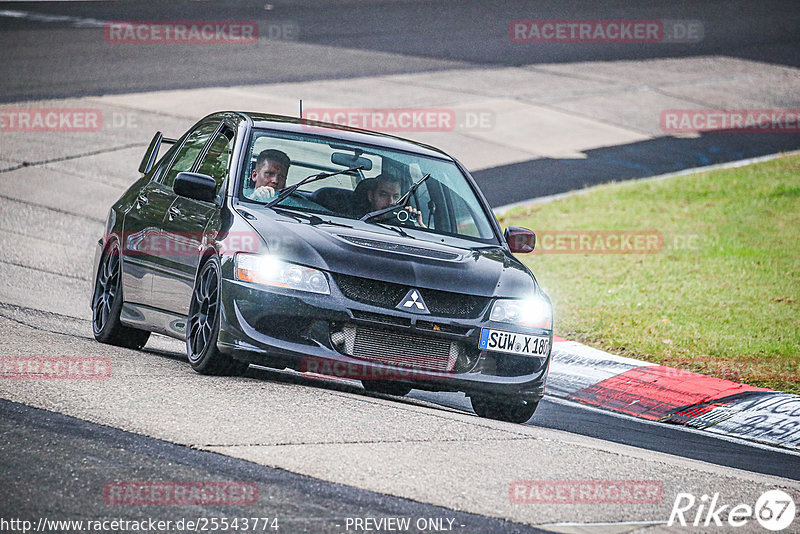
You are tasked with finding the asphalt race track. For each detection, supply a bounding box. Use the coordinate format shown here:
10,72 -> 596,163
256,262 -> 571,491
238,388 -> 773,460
0,399 -> 549,534
1,1 -> 799,532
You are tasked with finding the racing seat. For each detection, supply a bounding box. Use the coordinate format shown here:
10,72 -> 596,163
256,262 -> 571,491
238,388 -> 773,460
350,178 -> 376,218
311,187 -> 353,215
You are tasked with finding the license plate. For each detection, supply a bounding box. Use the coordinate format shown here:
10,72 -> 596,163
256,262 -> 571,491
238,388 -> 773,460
478,328 -> 550,356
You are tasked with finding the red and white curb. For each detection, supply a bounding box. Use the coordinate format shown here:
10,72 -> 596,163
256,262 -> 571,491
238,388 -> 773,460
549,337 -> 800,450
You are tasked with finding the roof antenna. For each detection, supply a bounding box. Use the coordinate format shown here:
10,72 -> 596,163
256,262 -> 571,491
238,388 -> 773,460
299,99 -> 303,119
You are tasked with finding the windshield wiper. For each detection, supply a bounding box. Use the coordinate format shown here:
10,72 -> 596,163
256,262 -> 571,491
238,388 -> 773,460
266,165 -> 364,208
271,206 -> 351,228
373,222 -> 413,239
360,173 -> 431,223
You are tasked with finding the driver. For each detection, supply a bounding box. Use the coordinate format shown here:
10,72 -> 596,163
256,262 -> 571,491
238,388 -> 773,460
244,149 -> 290,202
365,173 -> 425,226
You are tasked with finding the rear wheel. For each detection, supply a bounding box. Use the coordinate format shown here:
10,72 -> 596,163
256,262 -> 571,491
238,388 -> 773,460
92,240 -> 150,350
361,380 -> 413,397
470,395 -> 539,424
187,258 -> 248,376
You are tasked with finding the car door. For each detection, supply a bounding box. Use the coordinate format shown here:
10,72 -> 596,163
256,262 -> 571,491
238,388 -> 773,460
152,122 -> 235,316
140,120 -> 220,311
121,149 -> 181,306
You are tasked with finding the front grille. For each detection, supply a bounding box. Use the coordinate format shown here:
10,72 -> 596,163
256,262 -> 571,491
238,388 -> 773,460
351,310 -> 412,328
351,311 -> 470,335
335,274 -> 406,307
416,320 -> 470,335
340,325 -> 459,372
333,273 -> 489,318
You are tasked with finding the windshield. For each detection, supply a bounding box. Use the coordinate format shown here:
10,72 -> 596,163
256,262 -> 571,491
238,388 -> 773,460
239,128 -> 497,243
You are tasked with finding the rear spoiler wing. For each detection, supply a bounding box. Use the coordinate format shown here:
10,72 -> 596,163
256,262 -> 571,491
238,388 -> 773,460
138,132 -> 178,175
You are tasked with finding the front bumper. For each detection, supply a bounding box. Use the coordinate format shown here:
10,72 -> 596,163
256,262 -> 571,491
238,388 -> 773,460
217,274 -> 551,402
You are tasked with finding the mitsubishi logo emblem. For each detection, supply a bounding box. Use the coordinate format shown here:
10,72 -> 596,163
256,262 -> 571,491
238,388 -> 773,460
397,289 -> 429,314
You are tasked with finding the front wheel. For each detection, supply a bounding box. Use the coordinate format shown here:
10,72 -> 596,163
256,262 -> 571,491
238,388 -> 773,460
470,395 -> 539,424
186,258 -> 248,376
91,240 -> 150,350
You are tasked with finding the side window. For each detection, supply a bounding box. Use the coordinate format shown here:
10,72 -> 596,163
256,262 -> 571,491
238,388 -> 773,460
160,122 -> 219,188
148,143 -> 176,182
197,127 -> 234,192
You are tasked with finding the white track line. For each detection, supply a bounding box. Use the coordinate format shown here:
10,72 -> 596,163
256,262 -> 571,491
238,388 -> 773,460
494,149 -> 800,215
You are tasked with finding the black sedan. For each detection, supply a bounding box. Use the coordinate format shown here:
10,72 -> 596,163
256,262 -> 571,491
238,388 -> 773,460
91,111 -> 552,423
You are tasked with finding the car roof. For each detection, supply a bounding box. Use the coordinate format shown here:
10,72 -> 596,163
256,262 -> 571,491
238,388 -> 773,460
233,111 -> 454,161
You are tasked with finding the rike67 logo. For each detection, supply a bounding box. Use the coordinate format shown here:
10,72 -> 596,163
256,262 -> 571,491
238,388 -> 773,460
668,490 -> 796,531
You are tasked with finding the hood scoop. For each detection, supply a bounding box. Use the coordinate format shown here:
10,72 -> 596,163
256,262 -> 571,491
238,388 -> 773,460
337,235 -> 462,261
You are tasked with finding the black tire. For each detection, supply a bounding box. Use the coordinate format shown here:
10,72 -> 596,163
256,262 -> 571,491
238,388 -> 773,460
361,380 -> 413,397
92,240 -> 151,350
186,258 -> 248,376
470,395 -> 539,424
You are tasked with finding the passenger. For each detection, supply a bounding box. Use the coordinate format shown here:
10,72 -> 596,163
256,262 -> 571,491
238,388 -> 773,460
244,149 -> 290,202
363,173 -> 426,227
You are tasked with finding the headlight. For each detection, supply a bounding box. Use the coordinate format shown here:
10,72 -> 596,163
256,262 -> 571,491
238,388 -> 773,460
489,297 -> 552,329
235,254 -> 330,295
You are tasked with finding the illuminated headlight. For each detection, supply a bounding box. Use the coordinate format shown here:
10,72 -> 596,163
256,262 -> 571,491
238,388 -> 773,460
489,297 -> 552,329
235,254 -> 330,295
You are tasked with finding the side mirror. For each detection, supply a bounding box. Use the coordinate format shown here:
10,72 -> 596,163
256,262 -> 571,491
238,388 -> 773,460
138,132 -> 164,175
504,226 -> 536,253
174,172 -> 218,203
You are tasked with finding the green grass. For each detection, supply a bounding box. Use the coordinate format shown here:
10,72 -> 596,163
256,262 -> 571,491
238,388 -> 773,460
498,154 -> 800,393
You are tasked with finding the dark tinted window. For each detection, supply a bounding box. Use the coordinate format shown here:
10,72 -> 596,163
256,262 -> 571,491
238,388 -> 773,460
197,127 -> 234,192
160,122 -> 219,188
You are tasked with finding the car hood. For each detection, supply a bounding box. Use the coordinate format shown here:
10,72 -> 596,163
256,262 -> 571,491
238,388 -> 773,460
242,209 -> 539,299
